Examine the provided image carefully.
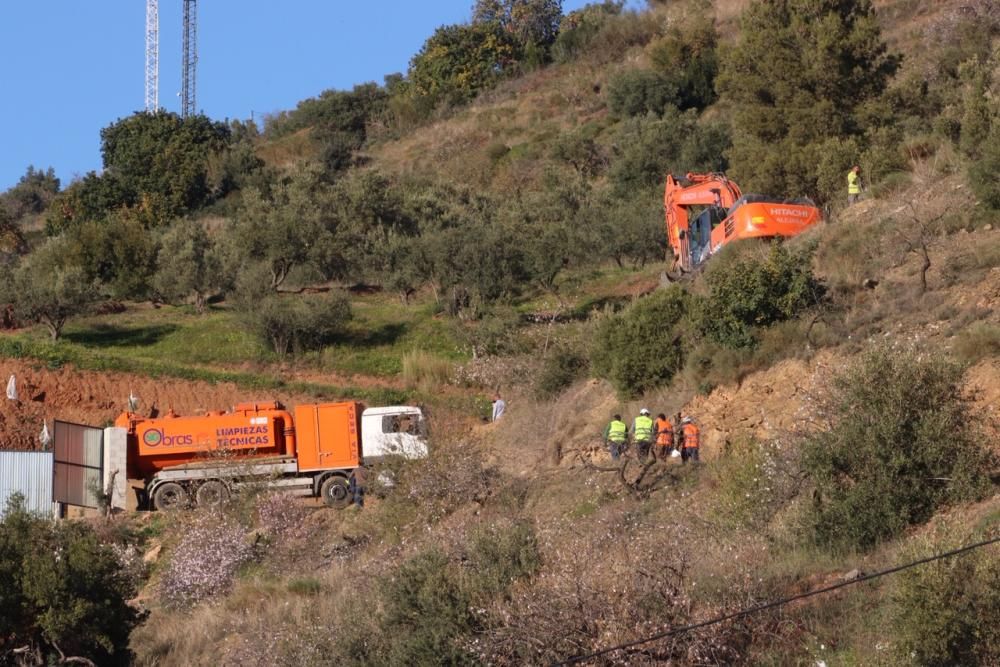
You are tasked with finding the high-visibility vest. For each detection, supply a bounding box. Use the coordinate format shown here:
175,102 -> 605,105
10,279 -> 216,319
655,418 -> 673,446
633,415 -> 654,442
683,423 -> 700,449
607,420 -> 627,443
847,170 -> 860,194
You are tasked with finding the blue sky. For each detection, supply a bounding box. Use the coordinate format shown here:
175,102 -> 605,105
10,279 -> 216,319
0,0 -> 604,191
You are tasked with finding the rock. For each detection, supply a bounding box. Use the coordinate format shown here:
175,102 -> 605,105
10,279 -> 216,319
840,568 -> 863,582
984,224 -> 993,232
321,536 -> 350,557
142,544 -> 162,564
862,278 -> 879,290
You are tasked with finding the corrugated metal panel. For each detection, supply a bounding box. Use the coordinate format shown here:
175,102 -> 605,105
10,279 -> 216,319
0,451 -> 55,517
53,421 -> 104,508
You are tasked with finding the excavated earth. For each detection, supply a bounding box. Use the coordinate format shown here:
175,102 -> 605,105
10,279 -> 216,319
0,358 -> 322,451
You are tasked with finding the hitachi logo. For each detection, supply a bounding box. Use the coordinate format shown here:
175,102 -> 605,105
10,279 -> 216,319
769,207 -> 812,218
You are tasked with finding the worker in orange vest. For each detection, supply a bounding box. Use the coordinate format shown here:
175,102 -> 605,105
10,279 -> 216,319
653,413 -> 674,460
681,416 -> 700,463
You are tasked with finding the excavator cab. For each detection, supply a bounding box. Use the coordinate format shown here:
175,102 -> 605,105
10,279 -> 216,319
688,206 -> 727,266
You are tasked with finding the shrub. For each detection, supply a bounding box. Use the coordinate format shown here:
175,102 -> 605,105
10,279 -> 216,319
591,285 -> 690,397
255,492 -> 311,541
159,509 -> 257,607
241,291 -> 353,357
952,322 -> 1000,364
535,347 -> 589,398
710,437 -> 797,531
801,345 -> 993,550
457,306 -> 524,357
552,2 -> 659,64
646,9 -> 719,111
0,495 -> 142,665
695,241 -> 824,349
378,549 -> 474,665
464,519 -> 541,599
395,439 -> 501,524
606,69 -> 678,117
476,522 -> 755,665
892,529 -> 1000,666
969,121 -> 1000,210
609,110 -> 730,194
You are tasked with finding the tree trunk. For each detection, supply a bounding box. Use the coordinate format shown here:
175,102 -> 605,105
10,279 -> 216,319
918,243 -> 930,294
43,316 -> 61,341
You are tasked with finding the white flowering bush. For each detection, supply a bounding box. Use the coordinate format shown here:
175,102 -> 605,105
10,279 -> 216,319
159,509 -> 257,607
474,518 -> 759,664
452,354 -> 534,389
255,492 -> 311,541
395,440 -> 501,523
711,437 -> 800,531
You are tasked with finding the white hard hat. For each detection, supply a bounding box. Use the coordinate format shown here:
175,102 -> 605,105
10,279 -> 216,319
640,408 -> 650,415
681,416 -> 692,424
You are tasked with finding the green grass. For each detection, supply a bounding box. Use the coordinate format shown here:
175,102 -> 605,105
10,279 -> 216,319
514,263 -> 661,314
4,292 -> 471,395
62,306 -> 269,367
0,332 -> 408,405
317,298 -> 466,377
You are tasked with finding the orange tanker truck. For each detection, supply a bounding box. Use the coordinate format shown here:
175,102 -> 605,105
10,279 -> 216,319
53,401 -> 427,512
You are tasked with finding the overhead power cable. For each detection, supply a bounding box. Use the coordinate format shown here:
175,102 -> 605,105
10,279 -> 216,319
555,534 -> 999,666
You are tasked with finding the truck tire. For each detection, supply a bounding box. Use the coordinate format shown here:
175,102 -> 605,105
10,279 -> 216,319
153,482 -> 188,511
320,476 -> 351,509
195,480 -> 229,508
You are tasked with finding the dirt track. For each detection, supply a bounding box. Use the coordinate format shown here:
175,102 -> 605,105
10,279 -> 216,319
0,359 -> 320,451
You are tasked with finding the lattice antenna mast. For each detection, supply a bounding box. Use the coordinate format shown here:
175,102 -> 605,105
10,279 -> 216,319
181,0 -> 198,117
144,0 -> 159,112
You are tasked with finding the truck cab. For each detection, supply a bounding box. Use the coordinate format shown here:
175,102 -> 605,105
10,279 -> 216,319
361,406 -> 428,461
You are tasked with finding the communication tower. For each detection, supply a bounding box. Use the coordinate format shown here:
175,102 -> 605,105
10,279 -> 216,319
181,0 -> 198,118
145,0 -> 159,112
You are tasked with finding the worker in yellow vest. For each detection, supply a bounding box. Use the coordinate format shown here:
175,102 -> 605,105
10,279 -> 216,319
681,416 -> 700,463
633,408 -> 654,461
603,414 -> 628,461
847,165 -> 862,205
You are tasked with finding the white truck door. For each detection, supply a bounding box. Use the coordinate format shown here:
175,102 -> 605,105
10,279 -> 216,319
360,407 -> 429,461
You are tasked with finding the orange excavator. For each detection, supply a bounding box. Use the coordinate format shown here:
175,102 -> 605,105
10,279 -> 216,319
664,172 -> 822,274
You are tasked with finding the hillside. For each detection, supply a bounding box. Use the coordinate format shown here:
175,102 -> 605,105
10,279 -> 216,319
1,1 -> 999,665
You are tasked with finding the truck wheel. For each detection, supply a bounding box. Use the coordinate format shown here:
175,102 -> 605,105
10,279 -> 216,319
195,480 -> 229,508
320,476 -> 351,509
153,482 -> 188,511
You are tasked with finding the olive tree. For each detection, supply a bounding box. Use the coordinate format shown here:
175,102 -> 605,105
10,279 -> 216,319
11,238 -> 99,340
153,222 -> 223,312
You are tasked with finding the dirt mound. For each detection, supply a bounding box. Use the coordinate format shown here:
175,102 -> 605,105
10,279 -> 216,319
0,359 -> 321,451
684,350 -> 840,459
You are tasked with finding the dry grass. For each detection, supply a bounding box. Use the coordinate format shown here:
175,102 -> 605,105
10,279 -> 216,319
400,349 -> 453,391
953,322 -> 1000,364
